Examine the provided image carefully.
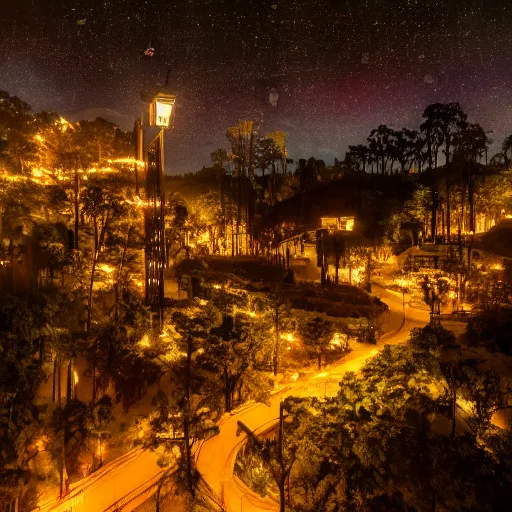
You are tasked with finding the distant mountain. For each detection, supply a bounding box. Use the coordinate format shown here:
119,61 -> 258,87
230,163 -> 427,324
63,107 -> 134,129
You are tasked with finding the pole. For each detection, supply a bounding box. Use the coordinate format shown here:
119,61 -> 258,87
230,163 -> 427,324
278,400 -> 285,512
159,128 -> 165,330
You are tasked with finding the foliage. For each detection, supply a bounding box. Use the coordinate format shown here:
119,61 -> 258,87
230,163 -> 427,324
299,316 -> 335,369
276,332 -> 512,511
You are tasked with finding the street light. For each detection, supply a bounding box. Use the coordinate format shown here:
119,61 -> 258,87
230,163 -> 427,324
398,278 -> 408,321
144,89 -> 176,330
149,91 -> 176,129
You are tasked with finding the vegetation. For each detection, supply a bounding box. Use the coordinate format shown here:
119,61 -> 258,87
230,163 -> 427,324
1,87 -> 512,510
237,325 -> 512,511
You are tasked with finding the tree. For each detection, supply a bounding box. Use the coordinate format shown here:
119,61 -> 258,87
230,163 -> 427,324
326,233 -> 345,285
501,133 -> 512,166
81,185 -> 122,331
422,103 -> 467,241
299,316 -> 334,369
453,123 -> 490,232
207,314 -> 271,412
421,275 -> 450,321
367,125 -> 393,174
464,369 -> 508,430
0,90 -> 36,173
51,399 -> 93,497
0,295 -> 46,511
90,395 -> 113,468
402,184 -> 432,242
347,144 -> 370,173
256,137 -> 284,205
440,358 -> 477,438
392,128 -> 418,176
210,148 -> 230,170
259,290 -> 290,375
149,310 -> 220,497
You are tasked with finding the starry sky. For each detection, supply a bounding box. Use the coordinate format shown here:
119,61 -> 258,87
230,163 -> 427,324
1,0 -> 512,174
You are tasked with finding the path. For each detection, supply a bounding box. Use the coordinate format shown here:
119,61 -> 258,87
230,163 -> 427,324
196,285 -> 430,512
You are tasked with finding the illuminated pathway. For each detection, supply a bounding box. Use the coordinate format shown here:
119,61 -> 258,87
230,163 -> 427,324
37,448 -> 167,512
38,287 -> 426,512
196,285 -> 430,512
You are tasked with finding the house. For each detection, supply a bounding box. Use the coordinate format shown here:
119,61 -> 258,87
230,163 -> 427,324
262,175 -> 414,284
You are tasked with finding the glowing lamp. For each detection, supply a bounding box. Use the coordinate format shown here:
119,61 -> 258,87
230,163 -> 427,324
149,91 -> 176,128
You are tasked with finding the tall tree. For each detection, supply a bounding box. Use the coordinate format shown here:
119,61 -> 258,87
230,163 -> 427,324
453,123 -> 490,232
299,316 -> 334,369
367,125 -> 393,174
422,103 -> 467,241
81,185 -> 122,331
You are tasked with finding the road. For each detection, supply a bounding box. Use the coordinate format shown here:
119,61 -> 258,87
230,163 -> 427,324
196,286 -> 430,512
38,286 -> 427,512
37,448 -> 166,512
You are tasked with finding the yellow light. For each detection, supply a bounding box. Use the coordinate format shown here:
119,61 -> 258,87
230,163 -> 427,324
280,332 -> 295,343
138,334 -> 150,348
149,92 -> 176,127
99,264 -> 115,274
108,158 -> 145,168
330,332 -> 348,347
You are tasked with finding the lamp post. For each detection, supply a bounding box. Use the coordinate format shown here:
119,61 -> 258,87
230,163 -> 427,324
144,90 -> 176,329
398,278 -> 407,321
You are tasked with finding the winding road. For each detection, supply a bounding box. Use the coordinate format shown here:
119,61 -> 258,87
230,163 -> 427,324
195,286 -> 430,512
37,285 -> 428,512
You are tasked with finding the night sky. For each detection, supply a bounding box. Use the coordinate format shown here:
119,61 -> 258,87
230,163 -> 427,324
1,0 -> 512,174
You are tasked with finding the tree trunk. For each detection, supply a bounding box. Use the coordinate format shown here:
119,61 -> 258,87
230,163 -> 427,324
66,360 -> 72,404
57,361 -> 62,408
92,363 -> 96,403
273,308 -> 280,376
74,163 -> 79,250
87,255 -> 98,332
431,183 -> 438,243
59,442 -> 68,498
451,387 -> 457,438
317,354 -> 322,370
184,339 -> 195,497
52,358 -> 57,403
224,368 -> 231,412
446,177 -> 451,242
335,256 -> 339,285
468,161 -> 475,233
39,338 -> 44,367
278,475 -> 286,512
